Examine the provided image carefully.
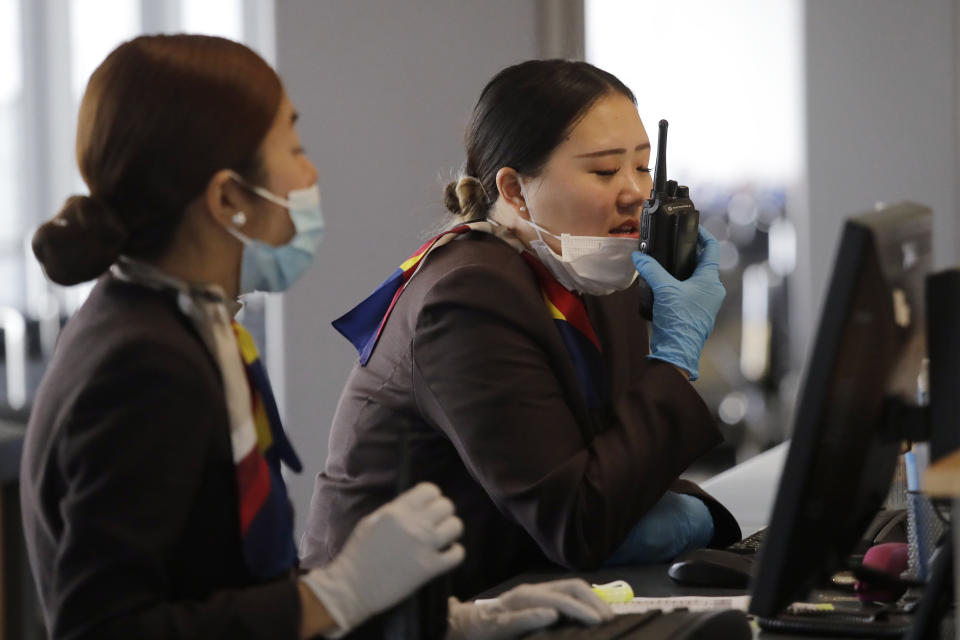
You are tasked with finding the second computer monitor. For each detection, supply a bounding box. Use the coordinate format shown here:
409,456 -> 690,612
748,202 -> 932,617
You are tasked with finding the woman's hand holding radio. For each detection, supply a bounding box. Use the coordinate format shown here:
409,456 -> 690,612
631,226 -> 725,381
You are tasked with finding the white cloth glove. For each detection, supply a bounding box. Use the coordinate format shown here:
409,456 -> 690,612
300,483 -> 465,637
445,579 -> 615,640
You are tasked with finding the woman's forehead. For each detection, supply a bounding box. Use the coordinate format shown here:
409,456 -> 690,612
563,94 -> 648,151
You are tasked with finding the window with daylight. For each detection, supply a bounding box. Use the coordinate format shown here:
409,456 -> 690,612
587,0 -> 804,467
0,0 -> 273,420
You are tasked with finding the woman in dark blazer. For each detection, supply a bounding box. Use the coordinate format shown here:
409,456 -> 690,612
21,36 -> 610,640
303,60 -> 741,598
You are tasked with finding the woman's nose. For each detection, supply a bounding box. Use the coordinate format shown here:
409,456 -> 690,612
619,171 -> 649,208
303,155 -> 319,185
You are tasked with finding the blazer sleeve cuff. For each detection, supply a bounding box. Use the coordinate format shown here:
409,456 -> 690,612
670,478 -> 742,548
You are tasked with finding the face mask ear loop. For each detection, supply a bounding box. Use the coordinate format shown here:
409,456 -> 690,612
223,220 -> 255,247
528,211 -> 549,245
518,180 -> 556,245
226,170 -> 292,209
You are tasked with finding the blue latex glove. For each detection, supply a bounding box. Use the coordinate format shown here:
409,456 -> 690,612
604,492 -> 715,566
631,226 -> 725,380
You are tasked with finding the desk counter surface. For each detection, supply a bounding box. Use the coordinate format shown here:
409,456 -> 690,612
482,564 -> 886,640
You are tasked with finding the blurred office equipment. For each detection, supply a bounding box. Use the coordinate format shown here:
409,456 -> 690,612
748,203 -> 950,635
680,186 -> 800,475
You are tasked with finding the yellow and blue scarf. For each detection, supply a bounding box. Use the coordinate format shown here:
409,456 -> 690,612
333,224 -> 608,409
231,323 -> 302,578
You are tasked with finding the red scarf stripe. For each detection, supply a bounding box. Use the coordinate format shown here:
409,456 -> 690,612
409,237 -> 439,262
373,281 -> 409,342
399,225 -> 471,276
376,225 -> 474,342
521,253 -> 602,351
236,449 -> 271,534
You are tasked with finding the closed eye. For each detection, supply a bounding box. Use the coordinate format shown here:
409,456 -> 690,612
638,167 -> 652,174
593,169 -> 619,177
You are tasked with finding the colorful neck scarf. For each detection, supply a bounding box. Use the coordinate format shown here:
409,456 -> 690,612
519,253 -> 609,410
333,223 -> 474,364
110,258 -> 301,578
332,223 -> 608,409
230,322 -> 302,578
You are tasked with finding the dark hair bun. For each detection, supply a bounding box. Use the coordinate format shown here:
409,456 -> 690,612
32,195 -> 128,285
444,176 -> 488,219
443,181 -> 462,215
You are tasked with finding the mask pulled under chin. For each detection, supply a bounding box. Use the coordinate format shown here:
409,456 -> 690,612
528,234 -> 639,296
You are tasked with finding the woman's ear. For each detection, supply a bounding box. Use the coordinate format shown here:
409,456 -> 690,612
204,169 -> 248,229
495,167 -> 530,220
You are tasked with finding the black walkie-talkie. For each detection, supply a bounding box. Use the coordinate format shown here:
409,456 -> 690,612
637,120 -> 700,318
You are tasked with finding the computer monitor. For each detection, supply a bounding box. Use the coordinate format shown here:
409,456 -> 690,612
926,267 -> 960,462
748,202 -> 932,618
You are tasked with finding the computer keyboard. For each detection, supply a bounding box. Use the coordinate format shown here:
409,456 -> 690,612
523,608 -> 751,639
725,526 -> 767,555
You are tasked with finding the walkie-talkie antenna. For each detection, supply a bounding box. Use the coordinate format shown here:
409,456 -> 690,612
653,119 -> 668,196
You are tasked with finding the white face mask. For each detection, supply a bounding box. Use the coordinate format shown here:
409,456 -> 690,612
518,212 -> 639,296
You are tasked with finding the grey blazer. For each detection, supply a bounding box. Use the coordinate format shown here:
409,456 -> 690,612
21,274 -> 301,640
303,230 -> 739,598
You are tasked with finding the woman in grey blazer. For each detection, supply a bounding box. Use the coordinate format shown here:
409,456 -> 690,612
304,60 -> 741,599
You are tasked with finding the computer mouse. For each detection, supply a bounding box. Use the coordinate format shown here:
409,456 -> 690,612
667,549 -> 754,588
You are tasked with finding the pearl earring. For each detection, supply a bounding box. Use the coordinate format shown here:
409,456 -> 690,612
519,205 -> 526,212
232,211 -> 247,227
